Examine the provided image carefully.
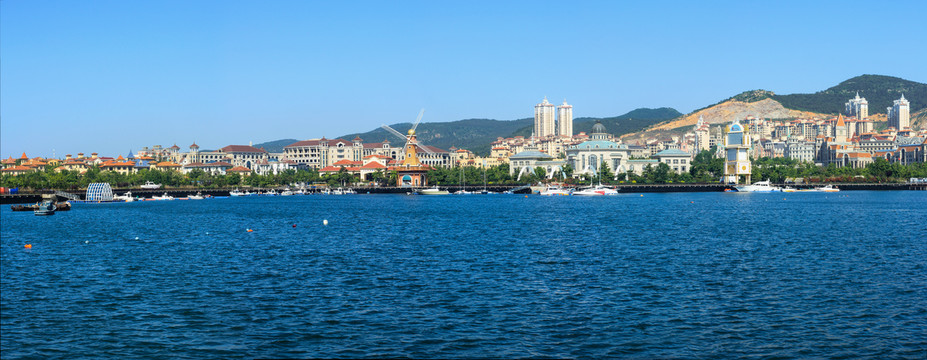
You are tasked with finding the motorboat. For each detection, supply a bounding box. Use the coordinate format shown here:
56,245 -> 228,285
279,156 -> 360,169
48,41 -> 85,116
782,187 -> 798,192
263,189 -> 278,196
141,181 -> 161,190
187,192 -> 205,200
573,185 -> 619,196
152,193 -> 175,200
419,186 -> 450,195
34,200 -> 57,216
734,180 -> 781,192
343,188 -> 357,194
331,188 -> 344,195
540,185 -> 571,196
229,189 -> 245,196
453,189 -> 473,195
114,191 -> 135,202
813,184 -> 840,192
280,189 -> 294,196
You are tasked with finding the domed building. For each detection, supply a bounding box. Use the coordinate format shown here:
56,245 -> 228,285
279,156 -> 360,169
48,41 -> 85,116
564,121 -> 633,177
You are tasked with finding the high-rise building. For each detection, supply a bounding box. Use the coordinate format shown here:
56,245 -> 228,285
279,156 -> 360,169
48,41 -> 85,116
557,101 -> 573,137
845,92 -> 869,120
887,94 -> 911,130
534,97 -> 556,138
694,115 -> 710,152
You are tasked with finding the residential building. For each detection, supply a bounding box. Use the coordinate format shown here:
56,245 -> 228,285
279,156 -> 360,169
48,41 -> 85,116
845,92 -> 869,120
887,94 -> 911,130
557,100 -> 573,136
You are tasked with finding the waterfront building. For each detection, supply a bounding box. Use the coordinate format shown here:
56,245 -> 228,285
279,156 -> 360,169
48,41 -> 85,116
99,156 -> 136,175
653,149 -> 691,174
557,101 -> 573,137
226,166 -> 253,177
564,121 -> 632,176
150,161 -> 182,172
845,92 -> 869,120
534,97 -> 557,138
625,159 -> 659,176
723,119 -> 751,184
393,128 -> 431,187
509,148 -> 557,178
218,145 -> 270,169
181,161 -> 234,175
1,165 -> 37,176
887,94 -> 911,130
283,137 -> 450,170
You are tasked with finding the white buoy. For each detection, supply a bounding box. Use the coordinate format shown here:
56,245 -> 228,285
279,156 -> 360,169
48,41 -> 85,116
85,240 -> 89,244
323,219 -> 328,226
135,237 -> 139,240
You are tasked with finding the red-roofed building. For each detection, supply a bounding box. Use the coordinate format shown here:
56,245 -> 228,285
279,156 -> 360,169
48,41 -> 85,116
1,165 -> 37,176
218,145 -> 269,170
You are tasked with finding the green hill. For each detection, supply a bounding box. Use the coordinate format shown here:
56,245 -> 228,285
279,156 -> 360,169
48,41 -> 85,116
772,74 -> 926,115
341,108 -> 679,156
252,139 -> 299,153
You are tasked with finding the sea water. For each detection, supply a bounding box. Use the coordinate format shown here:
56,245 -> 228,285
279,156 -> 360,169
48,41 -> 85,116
2,192 -> 926,358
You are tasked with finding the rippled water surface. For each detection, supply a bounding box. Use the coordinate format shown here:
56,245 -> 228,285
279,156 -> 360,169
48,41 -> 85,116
2,191 -> 926,359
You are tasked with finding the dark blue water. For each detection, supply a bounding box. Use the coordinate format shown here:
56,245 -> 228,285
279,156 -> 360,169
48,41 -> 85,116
2,192 -> 926,359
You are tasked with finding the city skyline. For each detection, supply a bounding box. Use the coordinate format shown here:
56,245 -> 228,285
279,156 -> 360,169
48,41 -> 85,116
2,0 -> 926,158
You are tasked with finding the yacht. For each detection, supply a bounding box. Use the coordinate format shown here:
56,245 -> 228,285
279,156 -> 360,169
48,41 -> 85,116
280,189 -> 294,196
114,191 -> 135,202
141,181 -> 161,190
734,180 -> 781,192
229,189 -> 245,196
540,185 -> 571,196
573,185 -> 619,196
419,186 -> 450,195
813,184 -> 840,192
187,192 -> 205,200
152,193 -> 175,200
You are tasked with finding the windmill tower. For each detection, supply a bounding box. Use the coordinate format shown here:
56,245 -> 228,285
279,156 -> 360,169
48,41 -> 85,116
382,109 -> 435,187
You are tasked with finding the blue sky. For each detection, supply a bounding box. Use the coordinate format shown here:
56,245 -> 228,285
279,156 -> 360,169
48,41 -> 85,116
2,0 -> 925,158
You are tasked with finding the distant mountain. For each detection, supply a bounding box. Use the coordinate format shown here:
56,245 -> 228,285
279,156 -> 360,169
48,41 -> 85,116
253,139 -> 298,153
508,107 -> 682,137
629,75 -> 926,139
340,118 -> 533,156
772,75 -> 926,115
339,108 -> 679,156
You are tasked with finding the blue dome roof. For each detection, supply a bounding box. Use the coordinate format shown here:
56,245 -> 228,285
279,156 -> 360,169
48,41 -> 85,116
730,123 -> 743,132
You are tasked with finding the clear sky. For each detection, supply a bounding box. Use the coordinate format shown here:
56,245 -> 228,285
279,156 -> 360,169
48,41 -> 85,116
2,0 -> 925,158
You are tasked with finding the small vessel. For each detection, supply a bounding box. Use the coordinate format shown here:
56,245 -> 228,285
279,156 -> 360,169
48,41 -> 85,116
140,181 -> 161,190
187,192 -> 205,200
229,189 -> 245,196
782,186 -> 798,192
331,188 -> 344,195
573,185 -> 619,196
813,184 -> 840,192
419,186 -> 450,195
152,193 -> 174,200
540,185 -> 571,196
280,189 -> 294,196
114,191 -> 135,202
734,180 -> 781,192
453,189 -> 473,195
342,188 -> 357,195
34,200 -> 57,216
263,189 -> 278,196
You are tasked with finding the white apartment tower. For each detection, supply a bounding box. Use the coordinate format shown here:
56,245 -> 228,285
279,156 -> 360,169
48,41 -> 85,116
887,94 -> 910,130
557,101 -> 573,137
694,115 -> 711,152
845,92 -> 869,120
534,97 -> 557,138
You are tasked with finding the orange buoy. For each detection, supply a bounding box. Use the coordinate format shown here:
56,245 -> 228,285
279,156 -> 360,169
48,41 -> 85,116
24,244 -> 32,249
247,229 -> 253,232
524,195 -> 528,198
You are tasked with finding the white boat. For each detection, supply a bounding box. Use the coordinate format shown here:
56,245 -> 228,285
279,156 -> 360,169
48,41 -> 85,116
540,185 -> 571,196
734,180 -> 781,192
114,191 -> 135,202
813,184 -> 840,192
453,189 -> 473,195
331,188 -> 344,195
343,188 -> 357,194
782,186 -> 798,193
419,186 -> 450,195
573,185 -> 619,196
141,181 -> 161,190
229,189 -> 245,196
187,192 -> 205,200
263,189 -> 278,196
152,193 -> 174,200
280,189 -> 294,196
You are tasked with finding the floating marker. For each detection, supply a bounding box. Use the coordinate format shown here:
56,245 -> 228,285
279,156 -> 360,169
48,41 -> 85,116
85,240 -> 89,244
323,220 -> 328,226
24,244 -> 32,249
247,229 -> 253,232
690,201 -> 694,203
292,224 -> 297,228
135,237 -> 139,240
640,194 -> 643,197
